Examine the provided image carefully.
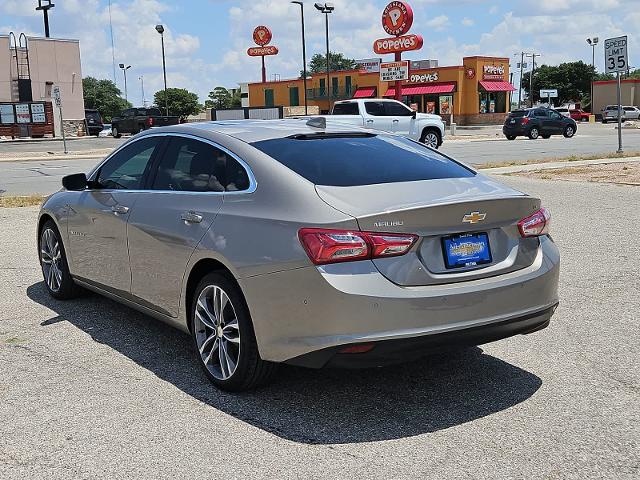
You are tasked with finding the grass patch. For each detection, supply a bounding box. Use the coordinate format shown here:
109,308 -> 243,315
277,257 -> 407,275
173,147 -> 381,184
0,195 -> 46,207
477,150 -> 640,169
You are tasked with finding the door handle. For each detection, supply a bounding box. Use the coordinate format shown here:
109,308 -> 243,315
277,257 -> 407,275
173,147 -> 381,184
181,211 -> 203,224
111,204 -> 130,215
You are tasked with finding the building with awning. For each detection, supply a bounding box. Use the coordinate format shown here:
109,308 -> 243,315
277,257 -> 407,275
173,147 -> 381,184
245,55 -> 515,125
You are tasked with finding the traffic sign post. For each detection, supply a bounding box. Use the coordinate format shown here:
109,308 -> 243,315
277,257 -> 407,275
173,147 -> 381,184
539,89 -> 558,106
604,36 -> 628,153
52,86 -> 68,154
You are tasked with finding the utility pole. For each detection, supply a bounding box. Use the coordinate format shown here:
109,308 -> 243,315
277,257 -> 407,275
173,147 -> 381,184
139,76 -> 146,107
526,53 -> 540,107
518,52 -> 525,109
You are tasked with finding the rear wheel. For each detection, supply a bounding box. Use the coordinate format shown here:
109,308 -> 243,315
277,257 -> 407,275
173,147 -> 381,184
191,272 -> 276,391
420,128 -> 441,149
505,135 -> 516,140
563,125 -> 575,138
528,127 -> 540,140
112,126 -> 121,138
39,220 -> 81,300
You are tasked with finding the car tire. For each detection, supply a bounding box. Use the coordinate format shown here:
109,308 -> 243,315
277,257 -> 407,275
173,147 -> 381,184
39,220 -> 82,300
505,135 -> 516,140
190,272 -> 277,391
528,127 -> 540,140
602,119 -> 607,124
420,128 -> 441,149
563,125 -> 575,138
112,126 -> 121,138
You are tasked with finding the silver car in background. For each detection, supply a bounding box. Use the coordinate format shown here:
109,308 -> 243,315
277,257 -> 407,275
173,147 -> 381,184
37,120 -> 560,391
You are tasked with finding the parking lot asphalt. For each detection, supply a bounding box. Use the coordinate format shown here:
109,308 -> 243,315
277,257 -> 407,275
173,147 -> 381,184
0,176 -> 638,479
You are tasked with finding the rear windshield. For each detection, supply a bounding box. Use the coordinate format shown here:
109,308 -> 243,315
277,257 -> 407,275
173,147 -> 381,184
138,108 -> 162,116
85,111 -> 102,122
508,111 -> 527,118
332,103 -> 359,115
251,134 -> 474,187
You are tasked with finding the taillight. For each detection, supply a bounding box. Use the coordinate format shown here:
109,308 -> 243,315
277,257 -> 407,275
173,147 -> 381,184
298,228 -> 417,265
521,117 -> 530,125
518,208 -> 551,237
147,117 -> 154,127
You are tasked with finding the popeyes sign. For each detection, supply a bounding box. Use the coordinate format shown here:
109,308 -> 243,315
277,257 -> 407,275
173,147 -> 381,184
373,1 -> 423,55
248,26 -> 278,56
483,65 -> 505,80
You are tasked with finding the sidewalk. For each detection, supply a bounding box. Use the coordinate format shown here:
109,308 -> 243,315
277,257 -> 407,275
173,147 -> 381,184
0,149 -> 111,162
480,156 -> 640,174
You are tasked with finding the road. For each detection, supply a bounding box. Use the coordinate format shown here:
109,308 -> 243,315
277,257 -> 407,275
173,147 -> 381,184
1,123 -> 640,195
0,176 -> 638,479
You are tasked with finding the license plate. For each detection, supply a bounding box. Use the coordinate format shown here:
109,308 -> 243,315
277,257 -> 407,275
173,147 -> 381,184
442,233 -> 492,269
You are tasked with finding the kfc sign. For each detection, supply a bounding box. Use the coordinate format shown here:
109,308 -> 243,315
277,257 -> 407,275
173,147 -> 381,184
247,46 -> 279,57
410,72 -> 439,83
483,65 -> 505,80
382,1 -> 414,36
374,34 -> 423,54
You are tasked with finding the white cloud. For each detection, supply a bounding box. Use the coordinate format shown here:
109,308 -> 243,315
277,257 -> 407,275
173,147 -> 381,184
461,18 -> 474,27
424,15 -> 450,32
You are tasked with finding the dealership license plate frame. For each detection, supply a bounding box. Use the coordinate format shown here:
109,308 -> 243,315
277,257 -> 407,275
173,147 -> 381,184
441,232 -> 492,269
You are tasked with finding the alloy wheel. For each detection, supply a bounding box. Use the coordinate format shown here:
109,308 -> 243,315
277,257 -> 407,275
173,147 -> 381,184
40,228 -> 63,293
424,132 -> 439,149
529,128 -> 539,139
194,285 -> 241,380
565,126 -> 574,137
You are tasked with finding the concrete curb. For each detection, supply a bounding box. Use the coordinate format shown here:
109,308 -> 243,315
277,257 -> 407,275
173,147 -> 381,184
481,156 -> 640,174
0,154 -> 106,163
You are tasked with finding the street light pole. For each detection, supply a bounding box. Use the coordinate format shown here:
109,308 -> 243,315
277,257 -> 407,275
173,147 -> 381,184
156,25 -> 169,116
526,53 -> 539,107
587,37 -> 599,113
518,52 -> 525,109
139,75 -> 146,107
291,1 -> 308,115
35,1 -> 55,38
315,3 -> 335,113
119,63 -> 131,102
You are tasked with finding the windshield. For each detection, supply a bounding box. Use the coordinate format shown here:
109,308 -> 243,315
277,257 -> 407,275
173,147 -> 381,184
251,134 -> 474,187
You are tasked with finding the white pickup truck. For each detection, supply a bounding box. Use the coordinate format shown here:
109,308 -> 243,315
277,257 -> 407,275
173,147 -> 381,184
323,98 -> 445,149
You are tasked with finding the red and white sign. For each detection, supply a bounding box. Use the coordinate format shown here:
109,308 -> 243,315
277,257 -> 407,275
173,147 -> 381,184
247,46 -> 279,57
380,60 -> 409,82
483,64 -> 505,80
382,1 -> 414,36
373,34 -> 423,54
253,26 -> 272,46
465,67 -> 476,79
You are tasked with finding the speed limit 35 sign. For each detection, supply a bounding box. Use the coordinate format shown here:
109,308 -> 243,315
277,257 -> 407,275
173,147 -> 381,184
605,36 -> 628,73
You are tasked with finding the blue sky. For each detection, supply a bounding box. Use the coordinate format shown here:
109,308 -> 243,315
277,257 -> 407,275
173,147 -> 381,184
1,0 -> 638,105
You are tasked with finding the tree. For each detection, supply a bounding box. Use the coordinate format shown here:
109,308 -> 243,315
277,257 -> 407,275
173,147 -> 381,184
82,77 -> 131,122
302,52 -> 356,76
230,88 -> 242,107
204,87 -> 232,110
626,69 -> 640,79
521,61 -> 596,107
153,88 -> 202,120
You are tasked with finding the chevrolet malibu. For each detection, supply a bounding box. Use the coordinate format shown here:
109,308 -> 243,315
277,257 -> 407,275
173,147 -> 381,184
37,119 -> 560,391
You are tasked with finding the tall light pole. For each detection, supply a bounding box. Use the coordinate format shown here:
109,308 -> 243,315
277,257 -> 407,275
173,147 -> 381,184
526,53 -> 540,107
119,63 -> 131,102
315,3 -> 334,112
156,24 -> 169,115
35,0 -> 55,38
139,75 -> 146,107
517,52 -> 526,109
291,1 -> 308,115
587,37 -> 599,112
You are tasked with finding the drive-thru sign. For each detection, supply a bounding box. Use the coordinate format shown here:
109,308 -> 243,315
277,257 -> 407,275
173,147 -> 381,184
604,35 -> 629,153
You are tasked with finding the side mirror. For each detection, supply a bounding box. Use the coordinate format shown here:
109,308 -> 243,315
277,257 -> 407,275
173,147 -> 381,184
412,110 -> 417,119
62,173 -> 88,191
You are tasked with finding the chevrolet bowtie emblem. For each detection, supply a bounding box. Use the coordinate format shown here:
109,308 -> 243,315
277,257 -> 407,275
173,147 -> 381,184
462,212 -> 487,224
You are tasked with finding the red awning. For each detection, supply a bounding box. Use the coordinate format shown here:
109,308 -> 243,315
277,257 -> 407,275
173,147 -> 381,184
384,83 -> 456,97
352,87 -> 376,98
479,80 -> 516,92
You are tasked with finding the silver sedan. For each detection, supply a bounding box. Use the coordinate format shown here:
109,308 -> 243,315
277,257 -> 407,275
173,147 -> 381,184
37,120 -> 560,391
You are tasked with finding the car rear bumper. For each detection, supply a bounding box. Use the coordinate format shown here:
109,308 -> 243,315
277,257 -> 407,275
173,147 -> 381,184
503,125 -> 527,136
242,236 -> 560,365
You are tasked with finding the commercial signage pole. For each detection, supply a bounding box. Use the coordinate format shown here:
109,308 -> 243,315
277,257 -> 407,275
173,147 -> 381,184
248,26 -> 278,87
395,51 -> 402,101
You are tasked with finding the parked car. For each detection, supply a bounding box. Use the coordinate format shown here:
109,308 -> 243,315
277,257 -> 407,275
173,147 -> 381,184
553,107 -> 571,118
324,98 -> 445,149
98,124 -> 112,137
503,108 -> 578,140
111,107 -> 179,137
569,109 -> 590,122
602,105 -> 640,123
84,109 -> 104,137
38,120 -> 559,391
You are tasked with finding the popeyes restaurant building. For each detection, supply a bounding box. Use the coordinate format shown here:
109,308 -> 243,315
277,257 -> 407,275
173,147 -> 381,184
246,55 -> 514,125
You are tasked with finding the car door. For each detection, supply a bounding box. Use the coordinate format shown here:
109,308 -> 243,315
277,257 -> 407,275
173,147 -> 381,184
548,110 -> 565,133
65,136 -> 163,296
127,134 -> 253,317
532,109 -> 551,133
383,101 -> 415,134
363,101 -> 393,132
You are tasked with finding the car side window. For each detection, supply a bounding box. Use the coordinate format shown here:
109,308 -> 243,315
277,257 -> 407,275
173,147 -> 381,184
534,109 -> 548,118
96,137 -> 161,190
364,101 -> 385,116
550,111 -> 562,120
152,137 -> 251,193
332,103 -> 359,115
384,101 -> 414,116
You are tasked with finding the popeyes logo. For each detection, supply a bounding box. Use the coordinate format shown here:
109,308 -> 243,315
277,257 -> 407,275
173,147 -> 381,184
374,34 -> 423,54
253,26 -> 272,46
465,67 -> 476,79
410,72 -> 439,83
483,65 -> 505,79
382,1 -> 414,36
247,46 -> 278,56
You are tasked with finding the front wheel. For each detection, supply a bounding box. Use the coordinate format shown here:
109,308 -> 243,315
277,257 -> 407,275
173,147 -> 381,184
191,273 -> 277,391
39,220 -> 81,300
420,129 -> 441,149
528,127 -> 540,140
563,125 -> 575,138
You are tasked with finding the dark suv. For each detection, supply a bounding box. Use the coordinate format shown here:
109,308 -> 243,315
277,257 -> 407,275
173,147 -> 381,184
84,109 -> 104,137
503,108 -> 577,140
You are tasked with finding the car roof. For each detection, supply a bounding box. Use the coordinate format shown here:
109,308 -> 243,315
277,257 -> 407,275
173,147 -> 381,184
170,118 -> 373,143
